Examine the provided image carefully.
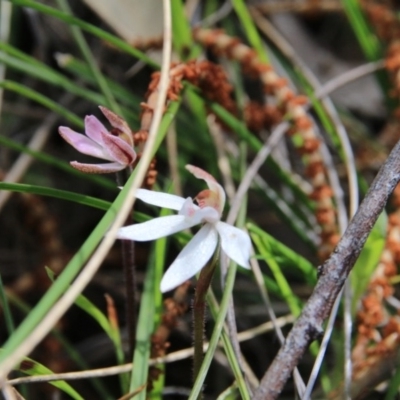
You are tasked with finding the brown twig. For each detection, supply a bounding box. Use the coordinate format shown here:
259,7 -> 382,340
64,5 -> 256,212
253,138 -> 400,400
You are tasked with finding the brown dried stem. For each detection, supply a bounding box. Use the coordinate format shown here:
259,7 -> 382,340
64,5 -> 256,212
253,138 -> 400,400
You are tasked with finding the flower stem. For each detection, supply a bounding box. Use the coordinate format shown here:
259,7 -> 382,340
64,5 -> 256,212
116,169 -> 137,357
192,247 -> 220,391
121,237 -> 136,355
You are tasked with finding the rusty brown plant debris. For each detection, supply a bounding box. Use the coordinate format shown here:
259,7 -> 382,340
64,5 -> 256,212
7,192 -> 69,296
131,25 -> 400,395
0,189 -> 71,388
342,1 -> 400,389
136,59 -> 242,187
244,101 -> 283,133
193,27 -> 339,260
254,138 -> 400,399
362,0 -> 400,43
351,184 -> 400,380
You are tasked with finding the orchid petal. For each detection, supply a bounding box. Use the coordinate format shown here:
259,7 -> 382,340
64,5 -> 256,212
216,222 -> 251,268
59,127 -> 113,160
116,215 -> 200,241
84,115 -> 108,144
135,189 -> 188,211
160,224 -> 218,292
70,161 -> 126,173
186,164 -> 226,213
99,106 -> 132,139
101,131 -> 136,165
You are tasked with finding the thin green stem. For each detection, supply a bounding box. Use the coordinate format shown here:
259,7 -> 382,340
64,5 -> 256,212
0,275 -> 15,335
55,0 -> 122,114
192,249 -> 220,390
9,0 -> 158,68
189,253 -> 245,400
116,168 -> 137,360
232,0 -> 268,62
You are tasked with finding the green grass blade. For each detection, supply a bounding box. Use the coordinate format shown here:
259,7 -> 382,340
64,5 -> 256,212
0,182 -> 112,210
0,136 -> 116,189
0,46 -> 104,104
0,183 -> 168,228
171,0 -> 200,60
351,211 -> 387,315
340,0 -> 382,62
55,0 -> 121,115
216,383 -> 239,400
10,0 -> 158,68
385,361 -> 400,400
207,290 -> 251,400
148,207 -> 170,399
189,261 -> 250,400
0,274 -> 15,335
10,354 -> 84,400
6,292 -> 113,399
232,0 -> 268,62
247,223 -> 316,285
45,268 -> 118,344
207,99 -> 313,209
45,267 -> 127,392
251,231 -> 303,317
130,206 -> 170,399
340,0 -> 392,104
129,249 -> 156,397
0,99 -> 181,366
252,183 -> 316,250
56,54 -> 140,109
0,80 -> 83,126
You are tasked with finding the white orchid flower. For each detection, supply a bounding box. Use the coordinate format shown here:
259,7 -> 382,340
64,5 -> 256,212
59,106 -> 136,174
116,165 -> 251,292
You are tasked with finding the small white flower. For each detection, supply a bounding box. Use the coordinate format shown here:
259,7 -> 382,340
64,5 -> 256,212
117,165 -> 251,292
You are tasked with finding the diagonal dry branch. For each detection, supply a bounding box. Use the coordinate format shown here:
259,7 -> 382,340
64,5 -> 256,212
254,138 -> 400,400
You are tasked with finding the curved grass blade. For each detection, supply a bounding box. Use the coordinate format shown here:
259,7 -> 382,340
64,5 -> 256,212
6,292 -> 113,400
247,223 -> 316,285
56,54 -> 140,109
45,267 -> 127,392
207,289 -> 251,400
340,0 -> 392,105
9,354 -> 84,400
0,136 -> 116,189
128,246 -> 157,398
0,100 -> 181,367
351,211 -> 387,315
55,0 -> 121,114
189,261 -> 251,400
148,208 -> 171,399
0,274 -> 15,335
340,0 -> 382,62
232,0 -> 268,62
0,46 -> 103,104
251,230 -> 303,316
0,182 -> 112,210
171,0 -> 201,60
10,0 -> 158,68
0,80 -> 83,126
